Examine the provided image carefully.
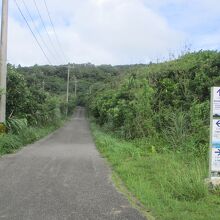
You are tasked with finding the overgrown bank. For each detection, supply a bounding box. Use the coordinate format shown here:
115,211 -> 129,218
0,122 -> 63,155
91,123 -> 220,220
88,51 -> 220,219
0,64 -> 76,155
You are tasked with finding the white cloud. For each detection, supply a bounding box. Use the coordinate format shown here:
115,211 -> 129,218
8,17 -> 45,65
8,0 -> 187,65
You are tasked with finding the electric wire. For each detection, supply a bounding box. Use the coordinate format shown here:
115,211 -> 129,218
43,0 -> 68,63
21,0 -> 59,64
14,0 -> 52,64
32,0 -> 65,63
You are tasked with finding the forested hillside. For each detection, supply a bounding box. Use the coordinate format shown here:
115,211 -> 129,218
17,63 -> 120,105
88,51 -> 220,220
89,51 -> 220,154
3,50 -> 218,161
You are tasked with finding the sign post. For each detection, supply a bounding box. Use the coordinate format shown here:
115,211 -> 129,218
209,87 -> 220,183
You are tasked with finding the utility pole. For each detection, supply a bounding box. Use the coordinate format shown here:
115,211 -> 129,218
66,64 -> 70,115
42,80 -> 45,91
66,64 -> 76,115
0,0 -> 9,123
89,85 -> 92,94
74,76 -> 77,97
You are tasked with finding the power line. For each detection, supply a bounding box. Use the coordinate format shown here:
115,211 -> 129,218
32,0 -> 64,63
14,0 -> 52,64
43,0 -> 68,63
21,0 -> 59,64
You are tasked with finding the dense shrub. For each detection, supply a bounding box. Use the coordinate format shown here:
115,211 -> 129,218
4,65 -> 77,134
90,75 -> 155,138
89,51 -> 220,153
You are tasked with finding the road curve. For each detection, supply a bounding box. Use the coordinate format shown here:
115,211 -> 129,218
0,107 -> 146,220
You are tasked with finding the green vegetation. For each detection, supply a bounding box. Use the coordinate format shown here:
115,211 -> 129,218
2,50 -> 220,219
0,63 -> 118,155
88,51 -> 220,219
0,64 -> 76,154
92,123 -> 220,220
0,123 -> 61,155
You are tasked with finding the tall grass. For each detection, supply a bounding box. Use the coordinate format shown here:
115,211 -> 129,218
162,111 -> 188,150
91,122 -> 220,220
0,121 -> 65,156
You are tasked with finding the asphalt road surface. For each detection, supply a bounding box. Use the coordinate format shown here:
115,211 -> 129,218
0,107 -> 146,220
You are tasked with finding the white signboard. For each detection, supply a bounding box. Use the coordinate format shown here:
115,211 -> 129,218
212,87 -> 220,115
210,87 -> 220,177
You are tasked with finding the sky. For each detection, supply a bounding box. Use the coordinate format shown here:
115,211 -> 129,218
3,0 -> 220,66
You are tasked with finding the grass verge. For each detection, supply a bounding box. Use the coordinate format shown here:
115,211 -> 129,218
0,119 -> 67,156
91,122 -> 220,220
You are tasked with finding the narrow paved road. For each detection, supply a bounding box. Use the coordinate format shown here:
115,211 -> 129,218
0,107 -> 146,220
